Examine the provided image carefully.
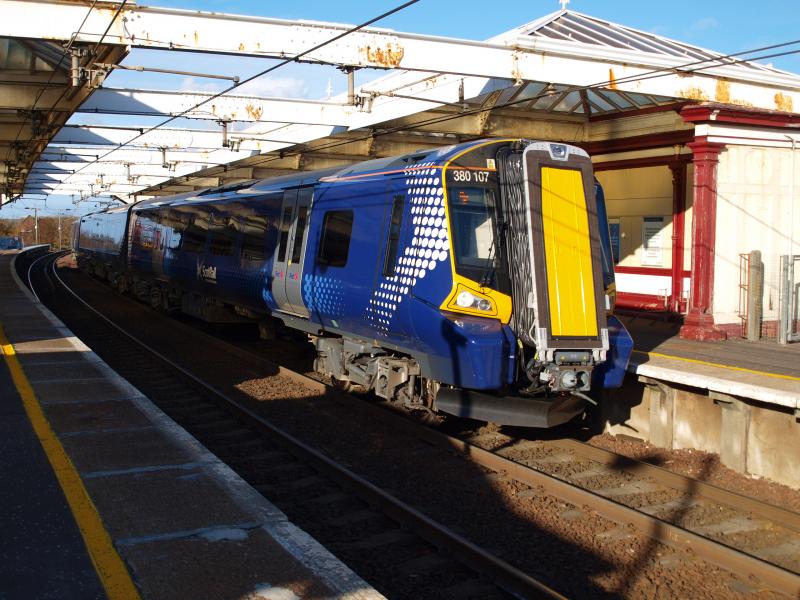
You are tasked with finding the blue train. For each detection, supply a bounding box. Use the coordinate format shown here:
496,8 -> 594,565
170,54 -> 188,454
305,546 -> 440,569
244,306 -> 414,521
74,139 -> 632,428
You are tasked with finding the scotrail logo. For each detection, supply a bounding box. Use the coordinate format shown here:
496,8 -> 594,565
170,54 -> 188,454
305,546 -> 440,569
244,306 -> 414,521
197,262 -> 217,284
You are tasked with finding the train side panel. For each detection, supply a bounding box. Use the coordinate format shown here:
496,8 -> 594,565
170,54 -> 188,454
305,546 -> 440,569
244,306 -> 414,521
301,166 -> 512,390
75,206 -> 131,277
127,193 -> 284,315
301,179 -> 389,337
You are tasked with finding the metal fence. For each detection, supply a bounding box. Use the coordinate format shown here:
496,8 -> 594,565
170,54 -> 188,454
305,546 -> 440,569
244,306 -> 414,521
736,251 -> 799,342
778,254 -> 800,344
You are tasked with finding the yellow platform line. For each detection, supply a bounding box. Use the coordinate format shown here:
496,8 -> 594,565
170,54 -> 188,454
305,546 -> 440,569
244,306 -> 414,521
632,349 -> 800,383
0,323 -> 141,600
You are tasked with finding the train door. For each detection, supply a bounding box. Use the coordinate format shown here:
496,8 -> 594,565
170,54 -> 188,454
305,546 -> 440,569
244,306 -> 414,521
152,213 -> 167,281
285,187 -> 313,316
271,187 -> 312,317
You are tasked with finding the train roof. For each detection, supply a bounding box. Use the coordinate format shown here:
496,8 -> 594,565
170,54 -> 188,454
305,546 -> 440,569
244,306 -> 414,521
130,138 -> 518,211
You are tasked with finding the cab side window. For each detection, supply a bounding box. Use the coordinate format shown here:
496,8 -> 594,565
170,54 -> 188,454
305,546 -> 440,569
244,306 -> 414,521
383,195 -> 404,276
316,210 -> 353,267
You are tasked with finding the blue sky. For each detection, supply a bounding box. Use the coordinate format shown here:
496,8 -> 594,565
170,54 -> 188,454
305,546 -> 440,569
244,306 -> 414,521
3,0 -> 798,218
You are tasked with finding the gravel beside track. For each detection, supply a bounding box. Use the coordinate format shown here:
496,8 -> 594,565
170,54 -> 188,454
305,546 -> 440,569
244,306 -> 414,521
27,254 -> 800,599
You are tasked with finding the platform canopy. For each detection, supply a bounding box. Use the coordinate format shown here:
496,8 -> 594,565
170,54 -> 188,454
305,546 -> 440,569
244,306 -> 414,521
1,1 -> 798,202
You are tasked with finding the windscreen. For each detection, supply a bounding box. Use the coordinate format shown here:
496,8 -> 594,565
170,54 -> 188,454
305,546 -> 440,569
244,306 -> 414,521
449,187 -> 496,278
445,155 -> 510,294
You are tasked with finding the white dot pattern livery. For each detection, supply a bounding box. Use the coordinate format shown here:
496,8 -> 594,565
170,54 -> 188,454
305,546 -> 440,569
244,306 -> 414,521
365,163 -> 450,335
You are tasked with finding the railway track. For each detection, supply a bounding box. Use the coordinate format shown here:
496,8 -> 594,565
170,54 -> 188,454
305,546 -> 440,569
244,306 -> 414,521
462,434 -> 800,573
25,251 -> 558,599
25,251 -> 800,598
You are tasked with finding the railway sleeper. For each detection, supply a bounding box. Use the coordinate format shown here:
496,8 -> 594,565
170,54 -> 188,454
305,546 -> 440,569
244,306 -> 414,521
443,578 -> 508,599
224,450 -> 288,465
307,491 -> 352,506
397,551 -> 456,576
197,428 -> 258,443
258,462 -> 309,477
259,474 -> 328,493
328,508 -> 383,527
332,528 -> 416,552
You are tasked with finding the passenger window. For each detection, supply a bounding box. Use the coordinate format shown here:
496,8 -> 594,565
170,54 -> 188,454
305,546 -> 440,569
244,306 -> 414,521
277,206 -> 293,263
290,187 -> 313,265
317,210 -> 354,268
239,215 -> 267,261
164,209 -> 185,250
383,195 -> 404,276
290,206 -> 308,264
181,211 -> 209,254
208,215 -> 235,256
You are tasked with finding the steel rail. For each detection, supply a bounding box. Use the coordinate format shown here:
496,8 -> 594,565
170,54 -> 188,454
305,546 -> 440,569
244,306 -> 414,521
547,438 -> 800,534
151,309 -> 800,596
44,254 -> 800,596
43,254 -> 563,600
139,308 -> 800,577
26,248 -> 68,302
431,436 -> 800,597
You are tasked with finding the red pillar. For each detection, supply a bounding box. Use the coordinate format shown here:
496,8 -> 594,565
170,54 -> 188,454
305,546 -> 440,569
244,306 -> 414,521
679,139 -> 727,341
668,161 -> 687,313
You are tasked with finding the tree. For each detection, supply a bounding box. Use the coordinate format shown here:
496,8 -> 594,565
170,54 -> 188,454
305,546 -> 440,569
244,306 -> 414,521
0,219 -> 18,237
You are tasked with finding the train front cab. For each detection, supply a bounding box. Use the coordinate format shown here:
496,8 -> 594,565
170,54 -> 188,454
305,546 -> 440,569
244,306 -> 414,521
432,140 -> 632,427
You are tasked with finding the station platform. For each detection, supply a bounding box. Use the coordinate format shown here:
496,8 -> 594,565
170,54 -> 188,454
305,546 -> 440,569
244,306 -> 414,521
621,315 -> 800,410
0,248 -> 382,600
610,314 -> 800,489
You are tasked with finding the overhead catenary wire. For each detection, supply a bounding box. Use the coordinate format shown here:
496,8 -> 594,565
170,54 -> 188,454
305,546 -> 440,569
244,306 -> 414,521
48,0 -> 422,199
10,1 -> 128,154
20,6 -> 800,201
4,0 -> 99,165
147,41 -> 800,189
36,41 -> 800,199
31,26 -> 800,198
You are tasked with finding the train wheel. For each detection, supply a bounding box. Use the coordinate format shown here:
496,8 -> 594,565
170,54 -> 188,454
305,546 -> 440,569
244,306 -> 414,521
149,286 -> 163,310
414,407 -> 442,426
331,376 -> 352,393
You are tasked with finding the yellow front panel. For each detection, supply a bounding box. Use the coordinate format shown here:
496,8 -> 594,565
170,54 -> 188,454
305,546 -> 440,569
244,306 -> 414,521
541,167 -> 598,337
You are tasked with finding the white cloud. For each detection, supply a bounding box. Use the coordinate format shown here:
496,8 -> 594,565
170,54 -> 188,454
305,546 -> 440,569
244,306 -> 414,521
690,17 -> 719,33
234,76 -> 310,99
179,77 -> 225,94
177,75 -> 311,99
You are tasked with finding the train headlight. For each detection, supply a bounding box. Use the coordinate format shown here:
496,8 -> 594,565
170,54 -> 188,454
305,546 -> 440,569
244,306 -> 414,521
446,284 -> 498,317
455,290 -> 492,312
560,371 -> 578,389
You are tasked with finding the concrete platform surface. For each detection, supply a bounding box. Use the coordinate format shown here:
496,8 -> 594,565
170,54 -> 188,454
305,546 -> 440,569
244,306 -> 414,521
621,315 -> 800,409
0,353 -> 106,600
1,248 -> 384,599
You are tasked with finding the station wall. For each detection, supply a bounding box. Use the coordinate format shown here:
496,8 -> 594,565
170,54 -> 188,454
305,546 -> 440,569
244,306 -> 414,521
714,145 -> 800,326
